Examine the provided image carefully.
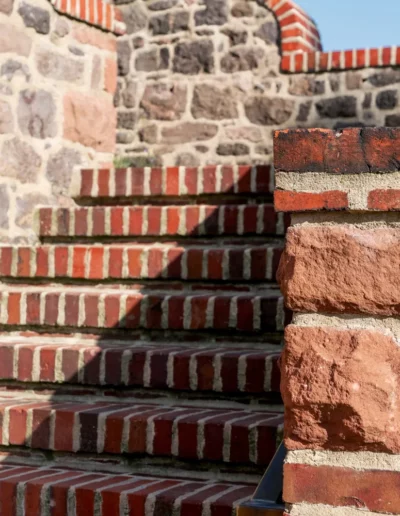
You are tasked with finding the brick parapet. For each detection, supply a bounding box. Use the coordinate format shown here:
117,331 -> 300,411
274,127 -> 400,516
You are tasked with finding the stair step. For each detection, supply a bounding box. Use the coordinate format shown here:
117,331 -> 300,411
36,205 -> 286,239
0,338 -> 281,394
0,463 -> 256,515
0,244 -> 283,282
0,398 -> 283,466
71,165 -> 273,201
0,286 -> 285,333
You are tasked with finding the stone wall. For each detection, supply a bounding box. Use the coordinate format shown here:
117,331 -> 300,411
114,0 -> 400,168
275,127 -> 400,516
0,0 -> 118,243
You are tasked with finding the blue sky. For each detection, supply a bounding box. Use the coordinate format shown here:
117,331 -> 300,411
296,1 -> 400,51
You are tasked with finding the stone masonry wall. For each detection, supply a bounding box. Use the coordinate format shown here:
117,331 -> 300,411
114,0 -> 400,168
0,0 -> 117,243
275,127 -> 400,516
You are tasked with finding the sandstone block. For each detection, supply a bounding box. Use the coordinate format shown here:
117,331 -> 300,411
35,46 -> 85,83
0,137 -> 42,183
0,100 -> 13,133
224,126 -> 262,142
63,91 -> 115,152
173,41 -> 214,74
161,122 -> 218,144
141,83 -> 187,120
245,97 -> 294,125
91,55 -> 102,89
282,325 -> 400,452
18,2 -> 50,34
192,84 -> 238,120
71,26 -> 116,52
0,23 -> 32,56
289,76 -> 325,96
278,226 -> 400,316
104,57 -> 117,94
0,0 -> 13,14
18,89 -> 56,139
231,1 -> 252,17
139,124 -> 158,143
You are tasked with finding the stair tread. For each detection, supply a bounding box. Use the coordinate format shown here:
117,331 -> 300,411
0,396 -> 283,466
0,463 -> 256,515
0,286 -> 284,333
70,165 -> 273,199
0,336 -> 281,394
36,205 -> 286,239
0,244 -> 283,282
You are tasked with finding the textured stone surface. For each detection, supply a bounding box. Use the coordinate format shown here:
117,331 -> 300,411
119,2 -> 147,34
245,97 -> 294,125
117,40 -> 131,76
63,91 -> 115,152
192,84 -> 238,120
135,49 -> 158,72
278,225 -> 400,316
231,1 -> 252,17
150,11 -> 189,34
161,122 -> 218,143
46,147 -> 82,194
217,143 -> 249,155
0,59 -> 31,82
316,96 -> 357,118
0,185 -> 9,228
122,80 -> 137,108
0,0 -> 13,14
376,89 -> 398,110
141,83 -> 187,120
195,0 -> 227,26
224,126 -> 262,142
17,89 -> 57,139
35,46 -> 85,83
289,77 -> 325,96
221,48 -> 264,73
0,137 -> 42,183
16,191 -> 48,229
173,41 -> 214,74
0,23 -> 32,56
18,2 -> 50,34
0,100 -> 13,133
282,325 -> 400,452
254,22 -> 278,45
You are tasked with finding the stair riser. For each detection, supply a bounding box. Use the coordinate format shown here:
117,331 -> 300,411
0,465 -> 255,516
37,206 -> 286,239
0,292 -> 285,333
0,402 -> 283,466
0,246 -> 283,283
0,344 -> 281,394
72,166 -> 273,199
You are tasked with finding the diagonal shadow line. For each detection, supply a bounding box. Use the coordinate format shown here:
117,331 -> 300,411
0,165 -> 290,513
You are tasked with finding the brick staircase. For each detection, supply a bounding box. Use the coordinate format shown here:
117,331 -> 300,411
0,165 -> 286,515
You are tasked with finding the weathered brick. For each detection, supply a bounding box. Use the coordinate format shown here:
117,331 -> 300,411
274,190 -> 348,212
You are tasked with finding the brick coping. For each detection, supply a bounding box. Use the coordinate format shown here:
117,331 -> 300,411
267,0 -> 399,74
49,0 -> 126,35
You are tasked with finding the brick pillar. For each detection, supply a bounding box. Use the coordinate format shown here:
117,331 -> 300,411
275,128 -> 400,516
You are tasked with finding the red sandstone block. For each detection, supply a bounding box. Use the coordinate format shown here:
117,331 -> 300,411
274,190 -> 348,212
275,128 -> 400,174
284,463 -> 400,514
368,189 -> 400,210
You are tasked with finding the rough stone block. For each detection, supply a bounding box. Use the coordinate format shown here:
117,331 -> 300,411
46,147 -> 82,194
35,46 -> 85,83
0,0 -> 13,14
278,225 -> 400,316
63,91 -> 116,152
0,100 -> 13,133
191,84 -> 238,120
245,97 -> 294,125
18,89 -> 57,139
282,325 -> 400,453
141,83 -> 187,120
173,40 -> 214,74
0,137 -> 41,183
18,2 -> 50,34
161,122 -> 218,144
0,23 -> 32,56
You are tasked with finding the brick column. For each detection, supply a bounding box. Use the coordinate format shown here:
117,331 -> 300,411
275,128 -> 400,516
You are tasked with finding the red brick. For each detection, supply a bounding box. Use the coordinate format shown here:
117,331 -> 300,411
167,207 -> 180,234
6,291 -> 20,324
71,246 -> 86,279
147,248 -> 163,278
0,248 -> 12,276
185,207 -> 200,235
54,246 -> 68,277
80,169 -> 93,196
105,295 -> 121,328
190,296 -> 208,330
17,248 -> 30,277
284,463 -> 400,514
131,168 -> 144,196
84,294 -> 99,327
40,347 -> 56,382
97,168 -> 110,197
18,347 -> 34,381
207,249 -> 224,280
26,293 -> 40,325
368,189 -> 400,210
168,296 -> 185,329
92,207 -> 105,236
110,207 -> 124,235
274,128 -> 400,174
114,168 -> 127,196
167,247 -> 182,278
129,207 -> 143,235
74,207 -> 88,236
186,249 -> 203,280
64,293 -> 80,326
125,295 -> 142,328
220,166 -> 234,192
108,247 -> 123,278
274,190 -> 349,212
88,247 -> 104,279
150,168 -> 162,195
0,346 -> 13,379
203,166 -> 217,193
165,167 -> 180,195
